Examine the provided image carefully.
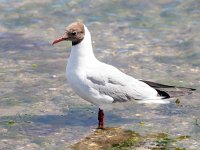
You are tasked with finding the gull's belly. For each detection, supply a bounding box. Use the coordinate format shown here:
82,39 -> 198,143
66,70 -> 90,99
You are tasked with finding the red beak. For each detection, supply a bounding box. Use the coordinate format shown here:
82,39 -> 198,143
52,34 -> 68,45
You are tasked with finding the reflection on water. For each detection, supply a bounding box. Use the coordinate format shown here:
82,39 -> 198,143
0,0 -> 199,149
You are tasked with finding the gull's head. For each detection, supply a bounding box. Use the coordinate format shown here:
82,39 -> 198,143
52,21 -> 85,46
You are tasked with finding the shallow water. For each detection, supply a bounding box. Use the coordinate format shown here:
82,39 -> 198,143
0,0 -> 199,149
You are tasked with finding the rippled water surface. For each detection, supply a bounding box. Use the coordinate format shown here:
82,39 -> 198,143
0,0 -> 199,149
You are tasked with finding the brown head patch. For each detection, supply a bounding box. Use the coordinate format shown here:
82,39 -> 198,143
65,21 -> 85,45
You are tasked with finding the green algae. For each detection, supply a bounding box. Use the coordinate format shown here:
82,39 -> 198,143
176,135 -> 190,141
139,121 -> 145,125
111,138 -> 141,149
150,133 -> 190,150
7,120 -> 15,126
111,130 -> 141,149
31,64 -> 37,68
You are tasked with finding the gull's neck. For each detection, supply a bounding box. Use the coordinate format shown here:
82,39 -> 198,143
68,25 -> 97,68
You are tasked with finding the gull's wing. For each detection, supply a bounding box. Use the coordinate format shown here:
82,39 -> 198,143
86,63 -> 159,102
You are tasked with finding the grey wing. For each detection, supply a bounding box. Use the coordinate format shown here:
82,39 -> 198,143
86,75 -> 134,103
86,63 -> 159,102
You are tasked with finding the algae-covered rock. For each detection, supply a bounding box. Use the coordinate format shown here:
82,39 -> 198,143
72,127 -> 189,150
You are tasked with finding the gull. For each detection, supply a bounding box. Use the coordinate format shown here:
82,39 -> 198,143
52,21 -> 195,129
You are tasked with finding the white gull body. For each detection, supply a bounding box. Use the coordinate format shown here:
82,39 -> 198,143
66,25 -> 167,107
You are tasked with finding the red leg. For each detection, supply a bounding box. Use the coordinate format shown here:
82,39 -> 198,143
98,108 -> 104,129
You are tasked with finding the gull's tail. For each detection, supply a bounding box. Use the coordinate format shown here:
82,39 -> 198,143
141,80 -> 196,99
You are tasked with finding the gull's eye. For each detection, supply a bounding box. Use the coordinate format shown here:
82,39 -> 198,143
72,31 -> 77,36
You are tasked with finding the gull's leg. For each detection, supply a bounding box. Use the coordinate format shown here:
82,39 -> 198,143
98,108 -> 104,129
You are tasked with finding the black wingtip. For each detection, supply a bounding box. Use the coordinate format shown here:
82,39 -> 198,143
156,89 -> 170,99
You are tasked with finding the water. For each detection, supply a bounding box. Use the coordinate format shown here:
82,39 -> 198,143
0,0 -> 199,149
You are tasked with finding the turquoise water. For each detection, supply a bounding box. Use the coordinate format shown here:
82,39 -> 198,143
0,0 -> 199,149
